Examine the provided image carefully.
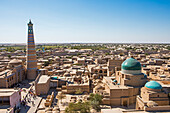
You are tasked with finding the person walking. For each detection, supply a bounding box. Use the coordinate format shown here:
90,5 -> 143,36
24,101 -> 26,109
32,101 -> 35,107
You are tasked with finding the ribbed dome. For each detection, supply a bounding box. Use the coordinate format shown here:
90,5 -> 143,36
145,81 -> 162,90
122,58 -> 141,70
121,58 -> 141,74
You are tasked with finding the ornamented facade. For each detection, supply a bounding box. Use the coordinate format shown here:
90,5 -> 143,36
26,20 -> 37,80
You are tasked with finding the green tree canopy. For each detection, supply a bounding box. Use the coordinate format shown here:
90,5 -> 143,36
65,101 -> 90,113
89,93 -> 103,112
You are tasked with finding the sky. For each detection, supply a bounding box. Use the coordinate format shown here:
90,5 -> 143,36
0,0 -> 170,43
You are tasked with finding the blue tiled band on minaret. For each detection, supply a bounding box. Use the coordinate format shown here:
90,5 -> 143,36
27,60 -> 37,62
28,41 -> 34,42
27,48 -> 35,50
27,54 -> 36,56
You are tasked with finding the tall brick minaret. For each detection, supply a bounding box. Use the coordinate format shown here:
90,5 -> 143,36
26,20 -> 37,80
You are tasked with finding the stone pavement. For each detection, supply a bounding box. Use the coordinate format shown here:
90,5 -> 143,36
20,95 -> 42,113
57,94 -> 83,111
19,80 -> 33,100
58,98 -> 67,111
19,80 -> 42,113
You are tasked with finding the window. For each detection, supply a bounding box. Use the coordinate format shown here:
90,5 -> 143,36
99,70 -> 103,73
126,75 -> 130,80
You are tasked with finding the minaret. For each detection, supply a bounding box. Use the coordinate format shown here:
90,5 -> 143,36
26,20 -> 37,80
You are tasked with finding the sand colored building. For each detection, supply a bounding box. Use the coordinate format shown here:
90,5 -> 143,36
116,58 -> 147,87
88,64 -> 107,79
35,75 -> 50,95
65,83 -> 90,94
26,20 -> 37,80
107,58 -> 124,76
77,58 -> 85,65
44,92 -> 54,107
0,89 -> 21,113
136,81 -> 170,111
0,59 -> 26,88
94,57 -> 147,107
102,77 -> 140,107
63,76 -> 90,94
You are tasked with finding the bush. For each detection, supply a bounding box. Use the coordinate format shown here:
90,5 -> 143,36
75,88 -> 83,95
44,61 -> 50,66
65,102 -> 90,113
8,55 -> 11,58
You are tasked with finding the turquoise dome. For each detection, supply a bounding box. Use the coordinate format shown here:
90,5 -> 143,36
121,58 -> 141,70
51,77 -> 58,80
113,80 -> 117,83
145,81 -> 162,89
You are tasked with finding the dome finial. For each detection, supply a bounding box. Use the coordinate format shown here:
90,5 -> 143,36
128,51 -> 134,58
131,55 -> 134,58
28,19 -> 33,25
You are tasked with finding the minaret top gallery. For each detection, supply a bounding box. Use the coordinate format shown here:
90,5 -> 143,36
26,20 -> 37,80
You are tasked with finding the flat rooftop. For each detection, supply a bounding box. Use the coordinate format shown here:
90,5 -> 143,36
0,69 -> 12,78
0,89 -> 19,96
37,75 -> 50,84
104,77 -> 132,89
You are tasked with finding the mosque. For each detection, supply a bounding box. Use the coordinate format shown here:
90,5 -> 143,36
94,57 -> 170,111
136,80 -> 170,111
95,57 -> 148,107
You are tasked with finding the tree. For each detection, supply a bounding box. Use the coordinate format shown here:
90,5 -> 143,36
8,55 -> 11,59
145,53 -> 149,55
89,93 -> 103,112
89,93 -> 102,103
75,88 -> 83,95
119,53 -> 124,56
105,52 -> 111,55
44,61 -> 50,66
65,101 -> 90,113
90,100 -> 100,111
166,46 -> 170,50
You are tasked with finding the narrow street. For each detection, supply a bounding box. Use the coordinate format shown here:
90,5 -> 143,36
18,80 -> 42,113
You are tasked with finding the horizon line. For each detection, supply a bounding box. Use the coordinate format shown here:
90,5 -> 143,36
0,42 -> 170,44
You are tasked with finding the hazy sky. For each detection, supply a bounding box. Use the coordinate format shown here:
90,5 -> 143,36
0,0 -> 170,43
